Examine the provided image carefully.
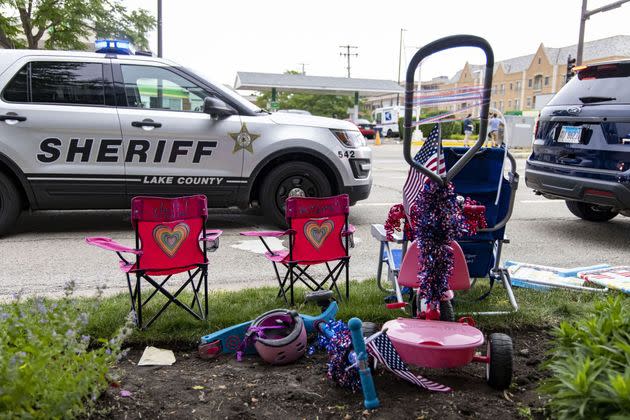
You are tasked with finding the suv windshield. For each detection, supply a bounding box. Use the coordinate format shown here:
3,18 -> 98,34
548,62 -> 630,105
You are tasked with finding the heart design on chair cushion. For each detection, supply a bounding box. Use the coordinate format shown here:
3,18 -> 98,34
303,219 -> 335,249
153,223 -> 190,258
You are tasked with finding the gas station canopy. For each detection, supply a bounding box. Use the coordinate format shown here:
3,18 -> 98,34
234,72 -> 403,96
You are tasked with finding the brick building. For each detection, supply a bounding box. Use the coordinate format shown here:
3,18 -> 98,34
367,35 -> 630,114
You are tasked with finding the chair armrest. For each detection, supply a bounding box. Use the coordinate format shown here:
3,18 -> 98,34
201,229 -> 223,241
240,230 -> 293,237
200,229 -> 223,252
341,224 -> 356,237
370,224 -> 404,244
85,237 -> 141,254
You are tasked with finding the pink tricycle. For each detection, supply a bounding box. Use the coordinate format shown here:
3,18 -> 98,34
382,35 -> 513,390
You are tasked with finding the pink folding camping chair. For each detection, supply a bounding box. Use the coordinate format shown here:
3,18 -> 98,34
86,195 -> 222,329
241,194 -> 355,305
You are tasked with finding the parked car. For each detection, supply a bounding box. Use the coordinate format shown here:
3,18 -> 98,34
525,60 -> 630,221
348,118 -> 376,139
0,41 -> 372,235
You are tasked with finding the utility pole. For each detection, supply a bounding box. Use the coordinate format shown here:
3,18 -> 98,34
576,0 -> 629,64
396,28 -> 406,106
157,0 -> 163,57
298,63 -> 307,75
339,45 -> 358,78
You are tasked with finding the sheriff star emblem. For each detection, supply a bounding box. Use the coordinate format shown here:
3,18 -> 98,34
228,123 -> 260,154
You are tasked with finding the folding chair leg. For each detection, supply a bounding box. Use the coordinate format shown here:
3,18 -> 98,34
125,273 -> 137,317
292,265 -> 319,291
289,264 -> 295,306
275,263 -> 290,303
189,271 -> 204,318
142,274 -> 203,329
376,241 -> 386,291
320,261 -> 346,301
142,275 -> 172,307
204,269 -> 209,319
345,260 -> 350,301
501,269 -> 519,312
136,273 -> 142,329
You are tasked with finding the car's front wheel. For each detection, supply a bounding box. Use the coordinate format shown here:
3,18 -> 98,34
261,162 -> 332,226
565,200 -> 618,222
0,172 -> 21,237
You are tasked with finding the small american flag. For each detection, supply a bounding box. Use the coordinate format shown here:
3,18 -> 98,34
402,124 -> 446,215
366,332 -> 451,392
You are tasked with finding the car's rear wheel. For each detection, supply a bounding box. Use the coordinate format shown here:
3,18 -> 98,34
386,129 -> 393,137
565,200 -> 618,222
261,162 -> 332,226
0,172 -> 21,237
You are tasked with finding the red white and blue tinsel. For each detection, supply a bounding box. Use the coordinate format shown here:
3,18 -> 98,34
308,320 -> 361,391
411,181 -> 466,306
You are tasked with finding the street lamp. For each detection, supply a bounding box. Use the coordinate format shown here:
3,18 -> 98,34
157,0 -> 163,57
576,0 -> 629,64
396,28 -> 407,106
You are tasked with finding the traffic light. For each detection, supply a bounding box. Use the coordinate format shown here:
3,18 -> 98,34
566,55 -> 577,83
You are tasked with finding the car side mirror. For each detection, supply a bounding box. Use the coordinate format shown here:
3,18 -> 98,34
203,97 -> 236,118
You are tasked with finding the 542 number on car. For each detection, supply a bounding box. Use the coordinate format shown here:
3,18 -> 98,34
337,150 -> 356,158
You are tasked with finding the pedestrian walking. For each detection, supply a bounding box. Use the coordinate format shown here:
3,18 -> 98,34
463,113 -> 474,147
488,113 -> 501,147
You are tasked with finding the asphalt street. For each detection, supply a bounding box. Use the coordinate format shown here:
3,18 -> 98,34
1,143 -> 628,300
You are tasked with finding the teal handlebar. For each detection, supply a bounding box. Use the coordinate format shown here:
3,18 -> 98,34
348,317 -> 380,409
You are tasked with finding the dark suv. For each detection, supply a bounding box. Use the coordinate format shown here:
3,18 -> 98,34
526,61 -> 630,222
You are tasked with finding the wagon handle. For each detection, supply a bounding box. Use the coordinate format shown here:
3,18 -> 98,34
403,35 -> 494,186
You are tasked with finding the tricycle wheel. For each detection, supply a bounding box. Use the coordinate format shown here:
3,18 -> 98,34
439,300 -> 455,322
486,333 -> 513,390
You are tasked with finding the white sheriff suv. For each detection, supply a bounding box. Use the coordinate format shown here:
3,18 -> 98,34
0,41 -> 372,235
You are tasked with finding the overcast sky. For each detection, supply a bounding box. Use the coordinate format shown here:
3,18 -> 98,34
126,0 -> 629,86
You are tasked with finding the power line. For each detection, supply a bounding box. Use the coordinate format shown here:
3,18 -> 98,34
339,45 -> 358,78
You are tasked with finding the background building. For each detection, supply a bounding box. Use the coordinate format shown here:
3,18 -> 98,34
366,35 -> 630,115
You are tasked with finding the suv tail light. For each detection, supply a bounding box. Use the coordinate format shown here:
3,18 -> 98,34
533,112 -> 540,144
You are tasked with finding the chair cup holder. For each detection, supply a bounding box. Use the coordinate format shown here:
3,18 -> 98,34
345,234 -> 355,249
207,238 -> 220,252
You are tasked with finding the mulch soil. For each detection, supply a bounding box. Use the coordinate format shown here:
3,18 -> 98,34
88,329 -> 552,419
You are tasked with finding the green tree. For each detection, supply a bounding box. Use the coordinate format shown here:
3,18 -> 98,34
0,0 -> 155,50
256,91 -> 357,119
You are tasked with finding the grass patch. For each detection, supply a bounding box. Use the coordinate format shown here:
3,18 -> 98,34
81,279 -> 619,347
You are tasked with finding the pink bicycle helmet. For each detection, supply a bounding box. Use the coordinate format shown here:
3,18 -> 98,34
250,309 -> 307,365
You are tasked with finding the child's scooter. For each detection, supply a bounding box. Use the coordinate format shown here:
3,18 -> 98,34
198,291 -> 337,358
385,34 -> 513,390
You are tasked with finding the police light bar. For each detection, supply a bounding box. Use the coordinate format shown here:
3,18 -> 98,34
95,39 -> 133,55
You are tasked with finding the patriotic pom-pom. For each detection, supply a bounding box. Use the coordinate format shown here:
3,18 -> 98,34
384,204 -> 414,241
460,197 -> 487,236
412,182 -> 465,306
309,320 -> 361,391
